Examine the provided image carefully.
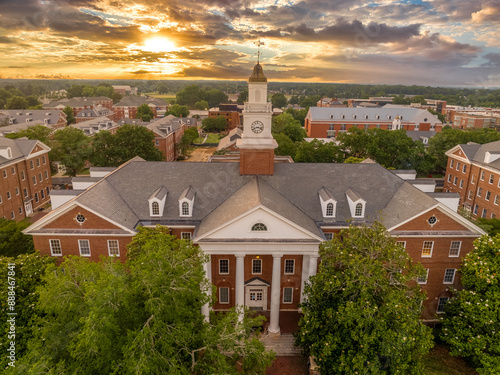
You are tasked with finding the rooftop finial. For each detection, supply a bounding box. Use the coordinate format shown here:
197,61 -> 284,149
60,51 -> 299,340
255,39 -> 264,63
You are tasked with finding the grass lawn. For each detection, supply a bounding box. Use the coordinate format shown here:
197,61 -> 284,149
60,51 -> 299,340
193,133 -> 222,144
423,345 -> 477,374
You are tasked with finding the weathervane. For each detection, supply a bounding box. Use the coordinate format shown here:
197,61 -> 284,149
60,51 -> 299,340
255,39 -> 265,63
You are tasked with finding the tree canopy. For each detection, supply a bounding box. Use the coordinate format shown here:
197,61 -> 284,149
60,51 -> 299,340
136,103 -> 154,122
272,112 -> 306,142
4,125 -> 52,145
62,105 -> 76,124
0,218 -> 34,257
441,235 -> 500,374
296,222 -> 434,375
51,127 -> 90,176
176,85 -> 228,108
168,104 -> 190,118
89,124 -> 164,166
202,116 -> 227,133
12,227 -> 274,374
6,96 -> 29,109
271,93 -> 287,108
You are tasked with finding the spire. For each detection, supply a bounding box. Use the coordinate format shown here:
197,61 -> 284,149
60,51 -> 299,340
249,40 -> 267,82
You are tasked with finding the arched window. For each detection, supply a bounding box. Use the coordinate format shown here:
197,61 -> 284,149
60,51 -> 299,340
326,203 -> 334,217
182,201 -> 189,216
251,223 -> 267,231
151,202 -> 160,215
355,203 -> 363,217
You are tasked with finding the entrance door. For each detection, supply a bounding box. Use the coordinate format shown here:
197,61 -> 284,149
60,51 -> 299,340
245,287 -> 267,310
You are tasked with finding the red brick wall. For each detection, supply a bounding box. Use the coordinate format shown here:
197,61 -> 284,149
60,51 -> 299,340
443,155 -> 471,205
212,254 -> 236,310
44,206 -> 122,230
240,149 -> 274,175
396,209 -> 469,232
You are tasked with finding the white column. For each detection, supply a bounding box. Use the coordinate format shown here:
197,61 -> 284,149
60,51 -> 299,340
308,255 -> 319,279
269,253 -> 282,334
202,257 -> 212,321
235,254 -> 245,321
300,255 -> 310,304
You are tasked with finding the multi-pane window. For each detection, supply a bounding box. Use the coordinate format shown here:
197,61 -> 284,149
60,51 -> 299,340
459,179 -> 464,189
481,171 -> 485,180
471,174 -> 476,184
437,297 -> 449,313
151,201 -> 160,215
422,241 -> 433,257
473,204 -> 479,215
32,176 -> 36,185
456,162 -> 460,171
396,241 -> 406,249
36,158 -> 40,167
34,193 -> 39,203
10,211 -> 14,219
38,173 -> 42,183
46,187 -> 50,195
486,191 -> 491,201
21,170 -> 25,180
219,259 -> 229,274
42,155 -> 46,164
11,166 -> 15,175
252,259 -> 262,274
2,170 -> 6,178
30,160 -> 34,169
495,195 -> 500,206
450,160 -> 454,168
326,203 -> 334,217
482,208 -> 487,218
251,223 -> 267,231
41,190 -> 45,199
354,203 -> 363,217
449,241 -> 461,257
44,170 -> 48,180
477,187 -> 482,197
15,187 -> 19,196
284,259 -> 295,274
447,174 -> 451,183
462,164 -> 467,173
0,195 -> 2,204
324,232 -> 333,241
181,202 -> 189,216
283,287 -> 293,303
453,176 -> 457,185
443,269 -> 456,284
108,240 -> 120,256
50,239 -> 62,256
18,207 -> 22,215
23,188 -> 28,198
181,232 -> 192,240
489,174 -> 494,184
468,190 -> 473,200
219,287 -> 229,304
78,239 -> 91,256
417,269 -> 429,284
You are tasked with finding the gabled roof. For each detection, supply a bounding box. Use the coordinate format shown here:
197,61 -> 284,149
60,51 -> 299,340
307,107 -> 441,124
0,137 -> 47,165
114,96 -> 167,107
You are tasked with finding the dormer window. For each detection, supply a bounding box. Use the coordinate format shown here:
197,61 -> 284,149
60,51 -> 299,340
318,187 -> 336,219
346,188 -> 366,218
148,186 -> 168,217
179,186 -> 195,217
330,114 -> 333,119
341,114 -> 345,119
353,115 -> 357,119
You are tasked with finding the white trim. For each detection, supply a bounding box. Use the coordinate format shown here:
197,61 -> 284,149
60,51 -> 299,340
436,297 -> 449,314
443,268 -> 456,284
219,259 -> 229,275
180,232 -> 192,240
421,241 -> 434,258
449,241 -> 461,257
78,239 -> 91,257
444,145 -> 471,162
26,232 -> 132,237
252,258 -> 262,275
284,259 -> 295,275
417,269 -> 429,285
219,287 -> 229,304
107,240 -> 120,256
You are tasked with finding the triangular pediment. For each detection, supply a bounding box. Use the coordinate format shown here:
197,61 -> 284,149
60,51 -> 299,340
195,205 -> 322,242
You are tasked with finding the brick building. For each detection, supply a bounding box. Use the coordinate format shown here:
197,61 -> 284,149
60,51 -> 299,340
208,104 -> 242,131
0,137 -> 52,221
451,113 -> 498,130
44,97 -> 113,117
444,140 -> 500,219
113,96 -> 168,121
0,110 -> 67,136
25,63 -> 484,329
305,107 -> 443,138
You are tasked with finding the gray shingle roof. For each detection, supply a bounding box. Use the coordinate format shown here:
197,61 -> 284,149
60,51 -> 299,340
307,107 -> 441,124
471,140 -> 500,169
459,143 -> 481,160
114,96 -> 167,107
0,137 -> 39,165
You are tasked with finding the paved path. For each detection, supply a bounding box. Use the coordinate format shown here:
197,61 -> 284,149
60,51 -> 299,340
261,334 -> 302,356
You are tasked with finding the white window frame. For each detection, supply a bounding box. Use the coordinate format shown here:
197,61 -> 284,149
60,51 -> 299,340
284,259 -> 295,275
468,190 -> 473,200
462,164 -> 467,173
477,187 -> 482,197
354,202 -> 363,217
78,239 -> 91,257
417,269 -> 429,285
453,176 -> 457,186
219,259 -> 229,275
219,287 -> 229,304
151,201 -> 160,216
482,208 -> 487,218
449,241 -> 461,257
396,241 -> 406,249
50,239 -> 62,256
107,240 -> 120,256
181,232 -> 192,240
324,232 -> 333,241
495,195 -> 499,206
450,159 -> 454,168
252,259 -> 262,275
459,179 -> 464,189
456,162 -> 460,171
480,171 -> 485,181
437,297 -> 449,314
421,241 -> 434,257
489,174 -> 494,184
283,287 -> 293,304
21,170 -> 25,180
443,269 -> 456,284
30,160 -> 34,170
486,191 -> 491,201
447,174 -> 451,183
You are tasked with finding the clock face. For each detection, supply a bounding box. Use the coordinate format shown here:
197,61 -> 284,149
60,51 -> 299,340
251,120 -> 264,134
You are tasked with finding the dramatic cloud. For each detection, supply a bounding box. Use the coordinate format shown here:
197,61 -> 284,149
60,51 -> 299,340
0,0 -> 498,86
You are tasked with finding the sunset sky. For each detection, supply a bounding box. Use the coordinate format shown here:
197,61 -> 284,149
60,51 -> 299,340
0,0 -> 499,87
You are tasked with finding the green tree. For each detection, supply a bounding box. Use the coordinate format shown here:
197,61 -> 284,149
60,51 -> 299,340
6,96 -> 29,110
273,133 -> 298,158
237,90 -> 248,104
136,103 -> 155,122
13,227 -> 274,374
285,108 -> 308,126
289,95 -> 299,105
271,93 -> 287,108
51,127 -> 90,176
25,95 -> 41,108
441,235 -> 500,374
272,112 -> 306,142
62,105 -> 76,125
344,156 -> 364,163
168,104 -> 190,118
203,88 -> 228,108
195,100 -> 209,110
176,84 -> 202,107
337,127 -> 371,159
81,85 -> 95,97
5,125 -> 52,145
89,125 -> 164,166
0,87 -> 13,108
0,219 -> 34,257
297,222 -> 434,375
157,83 -> 168,94
295,139 -> 341,163
179,127 -> 199,157
0,253 -> 56,370
299,95 -> 321,108
202,116 -> 227,132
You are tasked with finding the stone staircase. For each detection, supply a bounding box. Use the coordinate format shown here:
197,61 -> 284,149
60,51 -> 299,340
261,333 -> 302,356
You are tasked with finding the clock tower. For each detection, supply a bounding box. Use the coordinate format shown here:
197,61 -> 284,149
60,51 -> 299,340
237,62 -> 278,175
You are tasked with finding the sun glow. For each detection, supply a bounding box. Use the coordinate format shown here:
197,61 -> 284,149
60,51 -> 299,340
139,37 -> 177,53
